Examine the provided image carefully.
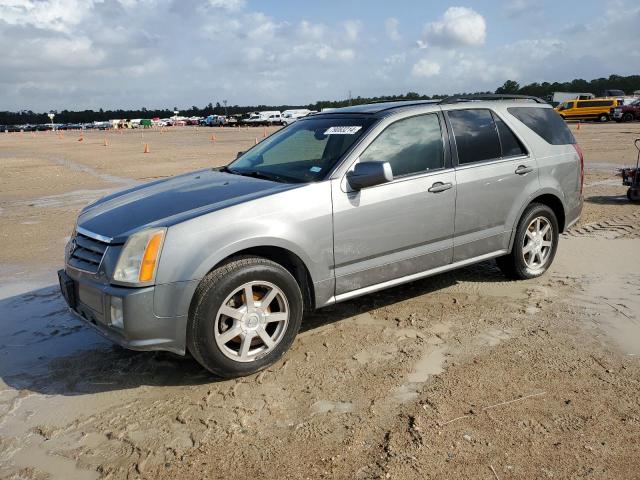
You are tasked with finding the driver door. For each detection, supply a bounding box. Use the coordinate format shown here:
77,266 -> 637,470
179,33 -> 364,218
331,112 -> 456,296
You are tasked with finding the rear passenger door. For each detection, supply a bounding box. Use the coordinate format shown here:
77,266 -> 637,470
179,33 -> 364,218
446,108 -> 538,262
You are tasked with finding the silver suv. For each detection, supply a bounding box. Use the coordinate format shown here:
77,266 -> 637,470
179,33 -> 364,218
58,96 -> 583,378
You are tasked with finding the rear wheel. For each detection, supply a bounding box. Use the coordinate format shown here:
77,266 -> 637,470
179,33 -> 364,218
628,188 -> 640,203
496,203 -> 559,280
188,256 -> 303,378
623,113 -> 634,122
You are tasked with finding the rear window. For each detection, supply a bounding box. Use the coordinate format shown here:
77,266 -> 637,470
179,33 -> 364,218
507,107 -> 576,145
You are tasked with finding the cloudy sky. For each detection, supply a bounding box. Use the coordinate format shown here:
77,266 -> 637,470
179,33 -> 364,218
1,0 -> 639,111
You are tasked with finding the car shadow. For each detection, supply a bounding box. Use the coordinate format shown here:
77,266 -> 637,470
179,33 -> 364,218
0,261 -> 504,396
585,194 -> 629,205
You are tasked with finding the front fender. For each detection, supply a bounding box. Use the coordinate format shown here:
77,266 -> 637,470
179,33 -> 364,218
155,181 -> 334,287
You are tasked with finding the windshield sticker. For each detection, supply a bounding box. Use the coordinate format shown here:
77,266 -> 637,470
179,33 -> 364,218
309,166 -> 322,173
324,126 -> 362,135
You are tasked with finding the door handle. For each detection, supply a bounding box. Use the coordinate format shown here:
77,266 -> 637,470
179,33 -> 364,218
515,165 -> 533,175
428,182 -> 453,193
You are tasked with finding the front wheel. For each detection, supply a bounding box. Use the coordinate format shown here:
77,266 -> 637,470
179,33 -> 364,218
598,113 -> 609,122
496,203 -> 559,280
623,113 -> 634,123
187,256 -> 303,378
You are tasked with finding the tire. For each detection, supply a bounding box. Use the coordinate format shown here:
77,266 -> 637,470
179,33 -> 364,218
598,113 -> 609,122
187,256 -> 303,378
496,203 -> 559,280
623,113 -> 634,123
628,188 -> 640,203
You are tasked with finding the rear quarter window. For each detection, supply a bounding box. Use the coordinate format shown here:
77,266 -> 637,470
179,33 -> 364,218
507,107 -> 576,145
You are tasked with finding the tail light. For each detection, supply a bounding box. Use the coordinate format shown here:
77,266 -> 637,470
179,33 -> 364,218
573,143 -> 584,196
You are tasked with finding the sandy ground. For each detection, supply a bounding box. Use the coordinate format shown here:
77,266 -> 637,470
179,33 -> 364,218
0,123 -> 639,479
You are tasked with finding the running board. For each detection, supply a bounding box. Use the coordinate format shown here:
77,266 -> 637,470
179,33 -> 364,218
325,250 -> 508,306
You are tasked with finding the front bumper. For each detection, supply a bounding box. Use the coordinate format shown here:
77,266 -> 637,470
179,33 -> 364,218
58,269 -> 188,354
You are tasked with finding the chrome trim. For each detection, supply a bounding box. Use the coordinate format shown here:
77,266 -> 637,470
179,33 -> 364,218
76,226 -> 113,244
454,154 -> 530,171
327,250 -> 507,305
65,256 -> 107,275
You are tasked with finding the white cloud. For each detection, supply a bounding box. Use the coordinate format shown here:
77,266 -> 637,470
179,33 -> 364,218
208,0 -> 245,11
422,6 -> 486,48
298,20 -> 326,40
385,53 -> 406,65
343,20 -> 361,42
0,0 -> 96,33
385,17 -> 400,42
411,59 -> 441,78
505,0 -> 535,18
0,0 -> 638,111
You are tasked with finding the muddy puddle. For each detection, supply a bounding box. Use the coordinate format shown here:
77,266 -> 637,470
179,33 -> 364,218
555,237 -> 640,356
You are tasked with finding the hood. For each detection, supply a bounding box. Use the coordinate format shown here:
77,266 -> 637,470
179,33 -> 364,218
78,169 -> 297,243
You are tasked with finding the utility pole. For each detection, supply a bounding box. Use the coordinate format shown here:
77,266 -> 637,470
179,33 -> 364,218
348,90 -> 352,106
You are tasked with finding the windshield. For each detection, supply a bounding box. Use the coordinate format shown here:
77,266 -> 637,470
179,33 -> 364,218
227,117 -> 375,183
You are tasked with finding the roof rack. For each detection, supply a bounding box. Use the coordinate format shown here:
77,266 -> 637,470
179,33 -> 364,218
439,94 -> 546,104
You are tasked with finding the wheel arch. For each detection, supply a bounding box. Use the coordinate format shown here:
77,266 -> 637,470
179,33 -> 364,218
529,193 -> 566,232
199,244 -> 316,313
508,191 -> 567,251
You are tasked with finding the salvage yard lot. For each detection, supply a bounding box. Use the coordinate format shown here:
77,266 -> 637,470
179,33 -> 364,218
1,124 -> 639,479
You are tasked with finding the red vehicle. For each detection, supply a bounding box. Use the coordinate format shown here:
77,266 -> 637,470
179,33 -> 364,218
613,99 -> 640,122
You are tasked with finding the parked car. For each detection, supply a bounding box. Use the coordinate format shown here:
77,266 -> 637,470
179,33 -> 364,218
58,96 -> 583,378
203,115 -> 226,127
244,111 -> 282,126
547,91 -> 594,106
612,99 -> 640,122
282,109 -> 312,125
555,97 -> 621,122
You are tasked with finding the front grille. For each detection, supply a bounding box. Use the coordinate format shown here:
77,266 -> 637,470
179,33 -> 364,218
68,232 -> 109,273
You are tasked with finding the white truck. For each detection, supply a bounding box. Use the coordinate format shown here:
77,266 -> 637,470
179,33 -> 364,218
282,109 -> 312,125
245,111 -> 282,126
549,92 -> 594,106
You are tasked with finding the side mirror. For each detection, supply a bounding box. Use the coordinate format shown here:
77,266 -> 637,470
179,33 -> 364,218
347,161 -> 393,190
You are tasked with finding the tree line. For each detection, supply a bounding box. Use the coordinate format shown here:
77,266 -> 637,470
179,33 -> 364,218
495,74 -> 640,97
2,74 -> 639,126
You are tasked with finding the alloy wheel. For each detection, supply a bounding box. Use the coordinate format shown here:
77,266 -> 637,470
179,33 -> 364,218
522,216 -> 553,271
214,281 -> 289,363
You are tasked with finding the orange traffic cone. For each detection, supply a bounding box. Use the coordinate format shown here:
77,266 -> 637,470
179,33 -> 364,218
143,143 -> 150,153
263,127 -> 267,138
103,138 -> 108,147
255,137 -> 258,145
78,134 -> 84,142
577,121 -> 581,130
211,134 -> 216,143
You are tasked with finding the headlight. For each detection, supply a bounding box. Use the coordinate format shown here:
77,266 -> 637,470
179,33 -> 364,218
113,228 -> 166,285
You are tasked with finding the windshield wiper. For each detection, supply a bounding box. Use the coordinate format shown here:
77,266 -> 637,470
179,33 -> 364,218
224,168 -> 290,183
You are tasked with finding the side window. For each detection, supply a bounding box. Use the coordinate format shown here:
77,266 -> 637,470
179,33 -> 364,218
492,113 -> 527,157
360,114 -> 444,177
448,109 -> 500,165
